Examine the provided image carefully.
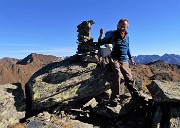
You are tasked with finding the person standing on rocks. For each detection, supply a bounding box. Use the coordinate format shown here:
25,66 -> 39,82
98,18 -> 141,106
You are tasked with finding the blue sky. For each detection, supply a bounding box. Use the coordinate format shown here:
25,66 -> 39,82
0,0 -> 180,59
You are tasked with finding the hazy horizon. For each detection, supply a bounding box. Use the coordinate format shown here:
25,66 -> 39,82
0,53 -> 179,60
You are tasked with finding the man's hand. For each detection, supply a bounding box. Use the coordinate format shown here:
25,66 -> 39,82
100,28 -> 104,35
98,28 -> 104,40
98,28 -> 105,46
130,58 -> 136,65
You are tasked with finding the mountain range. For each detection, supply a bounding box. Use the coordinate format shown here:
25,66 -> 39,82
0,53 -> 179,88
133,53 -> 180,65
0,53 -> 179,127
0,53 -> 63,88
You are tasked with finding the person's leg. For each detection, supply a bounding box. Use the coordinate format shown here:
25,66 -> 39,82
120,62 -> 139,99
102,57 -> 106,67
105,56 -> 110,64
97,49 -> 102,66
110,60 -> 123,100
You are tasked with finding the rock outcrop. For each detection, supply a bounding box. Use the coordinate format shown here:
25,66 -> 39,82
25,55 -> 113,114
1,79 -> 179,127
22,55 -> 180,127
147,80 -> 180,128
0,53 -> 179,127
148,80 -> 180,103
0,83 -> 25,128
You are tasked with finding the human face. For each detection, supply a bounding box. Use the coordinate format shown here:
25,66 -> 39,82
117,21 -> 128,32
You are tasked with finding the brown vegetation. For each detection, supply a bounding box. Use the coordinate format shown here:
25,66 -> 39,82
131,60 -> 180,91
0,53 -> 63,89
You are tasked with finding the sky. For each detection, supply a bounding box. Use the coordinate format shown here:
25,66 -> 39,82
0,0 -> 180,59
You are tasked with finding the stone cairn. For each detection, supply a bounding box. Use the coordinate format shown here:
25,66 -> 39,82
76,20 -> 99,62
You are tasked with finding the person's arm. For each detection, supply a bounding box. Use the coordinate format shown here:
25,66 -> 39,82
98,29 -> 114,46
98,28 -> 104,45
130,57 -> 136,65
99,28 -> 104,39
127,47 -> 136,65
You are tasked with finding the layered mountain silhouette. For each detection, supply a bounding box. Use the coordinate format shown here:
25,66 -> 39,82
0,53 -> 63,88
133,54 -> 180,65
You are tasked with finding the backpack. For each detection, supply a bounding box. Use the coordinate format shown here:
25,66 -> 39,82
102,30 -> 115,44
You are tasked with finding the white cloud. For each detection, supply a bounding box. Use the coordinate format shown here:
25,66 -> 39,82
10,47 -> 76,53
0,43 -> 41,46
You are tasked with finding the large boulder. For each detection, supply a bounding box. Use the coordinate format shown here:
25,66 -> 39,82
25,55 -> 113,114
147,80 -> 180,128
147,80 -> 180,103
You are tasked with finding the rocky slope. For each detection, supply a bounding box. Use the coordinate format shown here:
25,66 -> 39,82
0,55 -> 179,128
131,60 -> 180,91
0,53 -> 63,89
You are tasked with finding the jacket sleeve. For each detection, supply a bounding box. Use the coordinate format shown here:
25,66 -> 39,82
98,37 -> 113,45
127,48 -> 132,59
98,30 -> 114,45
125,36 -> 132,59
127,42 -> 132,59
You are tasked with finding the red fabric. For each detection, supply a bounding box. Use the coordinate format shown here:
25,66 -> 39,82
121,32 -> 126,39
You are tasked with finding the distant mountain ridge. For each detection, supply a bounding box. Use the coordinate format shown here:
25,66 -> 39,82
0,53 -> 179,89
133,54 -> 180,65
0,53 -> 63,88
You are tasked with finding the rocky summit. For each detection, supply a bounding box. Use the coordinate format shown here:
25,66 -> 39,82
0,55 -> 180,128
22,55 -> 180,128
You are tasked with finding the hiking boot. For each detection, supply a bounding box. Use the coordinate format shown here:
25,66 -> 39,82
107,98 -> 120,107
131,94 -> 145,102
130,90 -> 144,100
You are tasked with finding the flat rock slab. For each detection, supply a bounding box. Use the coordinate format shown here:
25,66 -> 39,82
147,80 -> 180,103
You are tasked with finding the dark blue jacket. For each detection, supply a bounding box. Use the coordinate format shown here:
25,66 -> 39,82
98,30 -> 132,62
